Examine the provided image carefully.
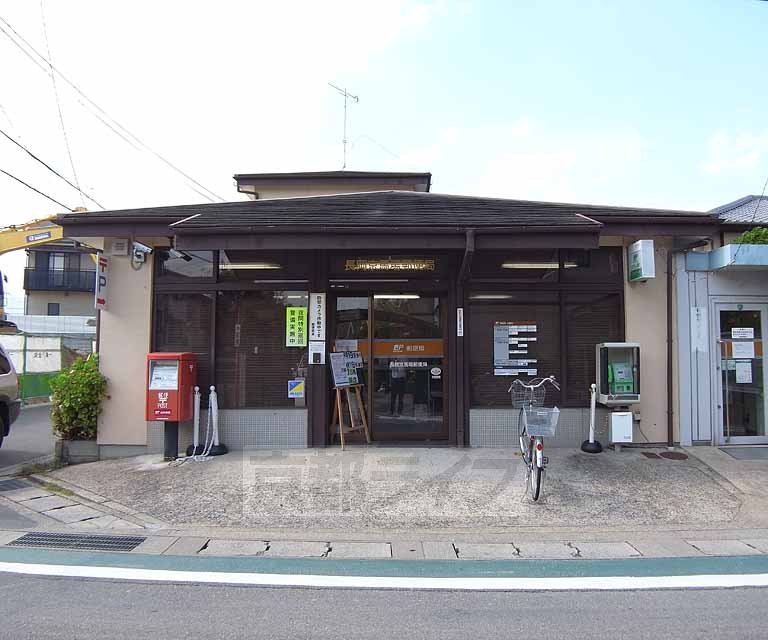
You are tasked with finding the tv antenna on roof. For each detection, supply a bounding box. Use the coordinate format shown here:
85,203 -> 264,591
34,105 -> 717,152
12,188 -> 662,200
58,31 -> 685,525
328,83 -> 359,169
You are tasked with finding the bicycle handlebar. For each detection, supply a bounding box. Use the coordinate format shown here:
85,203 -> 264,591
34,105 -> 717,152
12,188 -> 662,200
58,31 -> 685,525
508,375 -> 560,393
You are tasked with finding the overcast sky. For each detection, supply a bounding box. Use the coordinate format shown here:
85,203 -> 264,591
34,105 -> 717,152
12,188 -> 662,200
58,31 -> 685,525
0,0 -> 767,310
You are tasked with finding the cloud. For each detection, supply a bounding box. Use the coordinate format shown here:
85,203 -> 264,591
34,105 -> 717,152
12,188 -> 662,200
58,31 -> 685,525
701,130 -> 768,175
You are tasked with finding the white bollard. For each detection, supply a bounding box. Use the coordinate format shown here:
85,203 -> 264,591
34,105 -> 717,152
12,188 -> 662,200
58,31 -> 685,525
208,385 -> 228,456
580,383 -> 603,453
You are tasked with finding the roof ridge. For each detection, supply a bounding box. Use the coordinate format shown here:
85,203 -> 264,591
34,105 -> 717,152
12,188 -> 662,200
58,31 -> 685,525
710,195 -> 763,214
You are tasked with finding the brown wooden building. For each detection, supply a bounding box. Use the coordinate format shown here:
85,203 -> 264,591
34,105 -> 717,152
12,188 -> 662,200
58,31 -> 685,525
58,172 -> 717,457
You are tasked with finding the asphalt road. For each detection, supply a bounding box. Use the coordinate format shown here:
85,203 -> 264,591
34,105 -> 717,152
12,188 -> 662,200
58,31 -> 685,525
0,574 -> 766,639
0,405 -> 54,471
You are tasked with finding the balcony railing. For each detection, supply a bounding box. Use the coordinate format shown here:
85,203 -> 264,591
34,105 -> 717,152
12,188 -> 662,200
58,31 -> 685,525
24,269 -> 96,292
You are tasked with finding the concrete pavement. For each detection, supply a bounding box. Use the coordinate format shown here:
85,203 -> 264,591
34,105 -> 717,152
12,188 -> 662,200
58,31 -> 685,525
0,446 -> 764,561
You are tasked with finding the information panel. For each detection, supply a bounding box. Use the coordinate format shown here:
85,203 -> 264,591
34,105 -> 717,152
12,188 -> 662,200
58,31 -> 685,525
330,351 -> 362,387
493,321 -> 538,376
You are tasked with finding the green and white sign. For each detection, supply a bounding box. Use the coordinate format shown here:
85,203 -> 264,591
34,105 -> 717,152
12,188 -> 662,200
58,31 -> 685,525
628,239 -> 655,282
285,306 -> 308,347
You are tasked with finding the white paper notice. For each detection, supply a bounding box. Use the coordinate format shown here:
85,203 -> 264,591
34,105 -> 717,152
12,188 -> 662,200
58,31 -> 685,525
735,360 -> 753,384
732,341 -> 755,359
732,327 -> 755,340
334,339 -> 357,352
690,306 -> 708,353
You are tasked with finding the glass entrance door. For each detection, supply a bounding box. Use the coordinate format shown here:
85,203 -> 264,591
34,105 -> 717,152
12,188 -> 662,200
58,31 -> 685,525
717,304 -> 768,444
333,294 -> 448,442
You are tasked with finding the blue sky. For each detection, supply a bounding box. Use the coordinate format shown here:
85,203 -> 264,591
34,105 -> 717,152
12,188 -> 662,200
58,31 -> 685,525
0,0 -> 766,305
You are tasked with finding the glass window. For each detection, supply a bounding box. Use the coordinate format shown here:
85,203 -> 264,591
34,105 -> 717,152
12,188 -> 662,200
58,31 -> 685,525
560,248 -> 623,284
215,291 -> 308,408
218,251 -> 310,281
472,250 -> 560,281
155,250 -> 214,281
564,292 -> 623,404
154,293 -> 214,393
372,296 -> 441,339
47,303 -> 60,316
49,253 -> 65,271
469,298 -> 561,407
335,297 -> 369,341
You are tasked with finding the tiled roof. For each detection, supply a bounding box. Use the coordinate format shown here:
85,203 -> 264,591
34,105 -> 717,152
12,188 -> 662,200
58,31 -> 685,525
58,190 -> 712,232
711,195 -> 768,225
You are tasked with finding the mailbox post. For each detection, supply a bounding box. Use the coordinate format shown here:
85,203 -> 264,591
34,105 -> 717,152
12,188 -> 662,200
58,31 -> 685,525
146,352 -> 197,461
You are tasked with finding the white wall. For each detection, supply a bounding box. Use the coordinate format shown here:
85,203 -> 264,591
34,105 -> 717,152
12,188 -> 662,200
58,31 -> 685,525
96,244 -> 153,446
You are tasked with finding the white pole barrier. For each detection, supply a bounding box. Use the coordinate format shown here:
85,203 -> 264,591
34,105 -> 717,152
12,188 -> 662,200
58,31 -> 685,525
192,386 -> 201,454
210,386 -> 220,447
581,383 -> 603,453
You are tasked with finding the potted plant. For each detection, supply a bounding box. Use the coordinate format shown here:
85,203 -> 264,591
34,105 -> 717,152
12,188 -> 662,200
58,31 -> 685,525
51,354 -> 108,464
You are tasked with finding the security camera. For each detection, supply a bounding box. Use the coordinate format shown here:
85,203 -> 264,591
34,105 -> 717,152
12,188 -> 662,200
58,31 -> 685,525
133,241 -> 153,255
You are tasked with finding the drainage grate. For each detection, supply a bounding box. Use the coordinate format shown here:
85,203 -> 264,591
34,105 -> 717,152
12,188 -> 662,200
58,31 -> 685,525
0,479 -> 32,492
9,532 -> 146,552
641,452 -> 661,459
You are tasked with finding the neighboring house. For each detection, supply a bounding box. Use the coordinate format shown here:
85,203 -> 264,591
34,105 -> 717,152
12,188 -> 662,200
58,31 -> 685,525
676,195 -> 768,446
57,170 -> 723,460
24,239 -> 96,316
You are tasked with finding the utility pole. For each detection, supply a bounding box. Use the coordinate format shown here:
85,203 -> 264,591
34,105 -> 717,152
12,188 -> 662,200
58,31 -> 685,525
328,83 -> 359,169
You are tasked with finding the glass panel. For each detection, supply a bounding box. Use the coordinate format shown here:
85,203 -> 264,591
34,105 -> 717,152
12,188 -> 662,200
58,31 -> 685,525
215,291 -> 308,409
218,250 -> 310,281
721,309 -> 765,439
49,253 -> 65,271
154,293 -> 214,395
155,249 -> 214,281
560,248 -> 623,284
471,250 -> 560,281
372,356 -> 444,438
372,296 -> 441,339
565,292 -> 622,404
468,300 -> 561,406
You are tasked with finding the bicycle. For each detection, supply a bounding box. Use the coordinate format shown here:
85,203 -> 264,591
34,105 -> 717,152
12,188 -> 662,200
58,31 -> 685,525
508,376 -> 561,501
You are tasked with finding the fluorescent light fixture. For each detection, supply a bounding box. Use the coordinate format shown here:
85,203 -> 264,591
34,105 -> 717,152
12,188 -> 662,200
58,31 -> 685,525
373,294 -> 420,299
502,262 -> 558,269
221,261 -> 282,270
501,261 -> 579,269
470,294 -> 514,300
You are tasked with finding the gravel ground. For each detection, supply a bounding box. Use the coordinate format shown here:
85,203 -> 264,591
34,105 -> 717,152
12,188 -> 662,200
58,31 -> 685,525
49,448 -> 741,530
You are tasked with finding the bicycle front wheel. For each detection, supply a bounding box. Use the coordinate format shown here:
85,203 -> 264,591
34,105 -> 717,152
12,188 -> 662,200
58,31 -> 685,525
529,463 -> 542,501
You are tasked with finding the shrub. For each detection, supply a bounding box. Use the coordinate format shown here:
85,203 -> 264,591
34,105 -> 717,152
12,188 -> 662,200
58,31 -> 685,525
50,355 -> 108,440
733,227 -> 768,245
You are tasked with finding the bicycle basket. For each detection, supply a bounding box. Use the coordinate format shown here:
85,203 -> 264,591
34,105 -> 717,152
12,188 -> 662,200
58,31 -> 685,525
510,381 -> 547,409
523,406 -> 560,437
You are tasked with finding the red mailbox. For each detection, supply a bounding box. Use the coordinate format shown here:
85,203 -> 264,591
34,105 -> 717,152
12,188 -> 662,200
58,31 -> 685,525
145,352 -> 197,422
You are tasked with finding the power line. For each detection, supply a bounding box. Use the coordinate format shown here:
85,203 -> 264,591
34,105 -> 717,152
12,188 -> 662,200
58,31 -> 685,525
0,13 -> 226,203
39,0 -> 84,208
0,167 -> 72,210
0,126 -> 104,208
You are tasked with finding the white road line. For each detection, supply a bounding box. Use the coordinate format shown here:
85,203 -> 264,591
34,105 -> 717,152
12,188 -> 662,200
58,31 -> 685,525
1,562 -> 768,590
